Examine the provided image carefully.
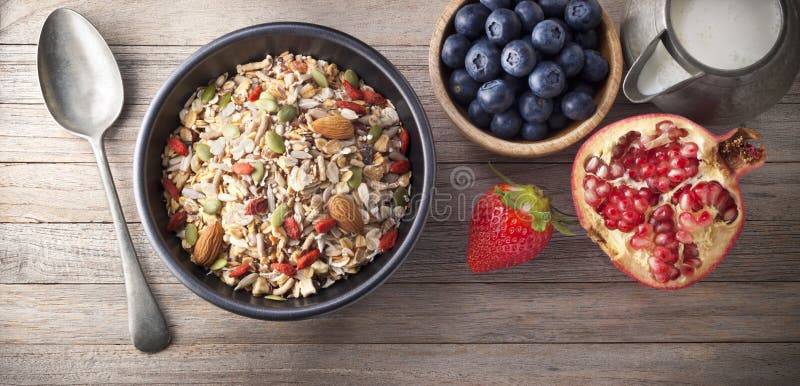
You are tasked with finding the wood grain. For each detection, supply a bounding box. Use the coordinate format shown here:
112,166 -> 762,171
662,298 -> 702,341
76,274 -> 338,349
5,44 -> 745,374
2,282 -> 799,345
1,343 -> 797,384
1,162 -> 796,224
1,219 -> 797,285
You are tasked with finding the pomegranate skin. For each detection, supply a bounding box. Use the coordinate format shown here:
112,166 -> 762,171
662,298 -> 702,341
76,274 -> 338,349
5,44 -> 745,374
571,113 -> 765,290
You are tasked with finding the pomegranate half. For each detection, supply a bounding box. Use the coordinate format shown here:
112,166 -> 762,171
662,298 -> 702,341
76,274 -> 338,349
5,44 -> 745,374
571,114 -> 765,289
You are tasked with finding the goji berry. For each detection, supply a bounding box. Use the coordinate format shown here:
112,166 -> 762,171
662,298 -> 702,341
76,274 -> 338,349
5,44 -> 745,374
271,263 -> 296,277
389,159 -> 411,174
362,88 -> 386,105
399,129 -> 410,154
379,229 -> 399,252
284,216 -> 301,240
314,218 -> 337,234
167,137 -> 188,156
232,162 -> 255,175
244,197 -> 268,215
166,211 -> 187,232
248,85 -> 263,102
343,80 -> 363,100
229,263 -> 250,278
296,249 -> 320,270
162,176 -> 180,200
336,100 -> 366,115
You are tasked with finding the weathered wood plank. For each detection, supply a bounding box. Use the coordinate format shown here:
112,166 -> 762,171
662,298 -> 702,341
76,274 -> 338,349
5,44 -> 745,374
0,343 -> 796,385
0,162 -> 796,224
0,0 -> 628,46
1,282 -> 799,345
1,101 -> 798,164
0,219 -> 796,285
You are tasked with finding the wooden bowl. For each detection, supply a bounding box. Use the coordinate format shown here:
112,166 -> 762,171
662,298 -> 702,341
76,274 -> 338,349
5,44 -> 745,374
429,0 -> 623,158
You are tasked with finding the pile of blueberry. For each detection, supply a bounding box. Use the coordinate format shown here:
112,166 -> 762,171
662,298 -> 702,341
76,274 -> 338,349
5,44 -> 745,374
441,0 -> 609,140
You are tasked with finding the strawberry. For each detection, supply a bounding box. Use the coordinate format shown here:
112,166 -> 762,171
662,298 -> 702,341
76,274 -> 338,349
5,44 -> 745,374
467,166 -> 573,273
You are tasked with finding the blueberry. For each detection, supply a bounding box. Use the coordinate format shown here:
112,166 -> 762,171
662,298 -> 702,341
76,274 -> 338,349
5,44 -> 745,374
574,29 -> 598,49
485,9 -> 522,46
448,69 -> 481,105
464,40 -> 502,82
547,100 -> 570,131
490,109 -> 523,139
521,121 -> 549,140
561,91 -> 596,120
501,39 -> 537,77
514,1 -> 544,32
441,34 -> 471,69
480,0 -> 513,10
528,61 -> 566,98
549,17 -> 573,43
538,0 -> 569,18
556,43 -> 585,77
565,0 -> 602,31
518,91 -> 553,122
580,49 -> 609,82
455,3 -> 491,39
468,99 -> 493,129
530,19 -> 566,55
477,79 -> 515,113
569,80 -> 594,95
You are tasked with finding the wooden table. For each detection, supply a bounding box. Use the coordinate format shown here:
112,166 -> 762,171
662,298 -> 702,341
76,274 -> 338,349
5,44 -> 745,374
1,1 -> 798,383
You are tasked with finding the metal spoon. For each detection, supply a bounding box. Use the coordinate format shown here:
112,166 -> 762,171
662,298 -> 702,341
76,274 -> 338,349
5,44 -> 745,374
37,8 -> 170,353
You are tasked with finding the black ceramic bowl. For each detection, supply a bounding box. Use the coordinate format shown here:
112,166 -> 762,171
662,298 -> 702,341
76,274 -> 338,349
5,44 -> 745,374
134,23 -> 435,320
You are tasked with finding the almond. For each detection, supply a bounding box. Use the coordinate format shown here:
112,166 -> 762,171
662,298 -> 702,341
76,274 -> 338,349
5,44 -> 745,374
192,221 -> 224,266
311,116 -> 354,139
327,194 -> 363,233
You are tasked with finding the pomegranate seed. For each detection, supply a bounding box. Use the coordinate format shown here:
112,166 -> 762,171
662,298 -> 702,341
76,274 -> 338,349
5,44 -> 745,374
696,211 -> 713,227
633,197 -> 649,213
654,246 -> 678,264
630,234 -> 652,249
652,205 -> 674,221
605,206 -> 621,220
596,164 -> 609,179
683,256 -> 703,268
596,182 -> 611,198
675,230 -> 694,243
721,207 -> 739,222
618,220 -> 635,232
585,156 -> 601,173
583,175 -> 597,190
604,218 -> 618,230
705,182 -> 725,207
678,212 -> 699,231
670,157 -> 689,169
655,177 -> 672,193
653,221 -> 674,234
609,162 -> 624,179
655,232 -> 675,246
679,191 -> 701,212
636,223 -> 653,235
667,168 -> 685,183
641,164 -> 655,178
680,142 -> 699,158
584,190 -> 599,207
683,243 -> 700,258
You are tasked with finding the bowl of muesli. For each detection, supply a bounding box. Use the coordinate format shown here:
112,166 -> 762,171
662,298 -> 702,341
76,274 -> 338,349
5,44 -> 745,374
134,23 -> 435,320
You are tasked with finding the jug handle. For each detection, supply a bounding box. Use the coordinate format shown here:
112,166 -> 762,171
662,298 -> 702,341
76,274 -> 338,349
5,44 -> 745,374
623,29 -> 704,103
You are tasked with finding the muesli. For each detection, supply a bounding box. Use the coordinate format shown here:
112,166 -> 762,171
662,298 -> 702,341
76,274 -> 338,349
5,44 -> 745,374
161,52 -> 411,299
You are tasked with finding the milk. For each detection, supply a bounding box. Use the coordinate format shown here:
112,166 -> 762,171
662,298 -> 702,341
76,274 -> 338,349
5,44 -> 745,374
636,0 -> 783,96
669,0 -> 783,70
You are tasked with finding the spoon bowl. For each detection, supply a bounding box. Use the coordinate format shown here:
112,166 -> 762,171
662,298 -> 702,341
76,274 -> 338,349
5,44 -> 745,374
37,8 -> 170,353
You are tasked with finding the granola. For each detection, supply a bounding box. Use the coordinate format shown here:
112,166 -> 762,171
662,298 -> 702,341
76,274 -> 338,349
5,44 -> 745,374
161,52 -> 412,299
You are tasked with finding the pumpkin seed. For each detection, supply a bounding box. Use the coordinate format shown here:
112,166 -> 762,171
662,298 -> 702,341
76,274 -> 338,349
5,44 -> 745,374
343,69 -> 359,87
265,295 -> 287,301
210,258 -> 227,271
251,161 -> 265,184
222,124 -> 240,139
218,93 -> 231,110
277,105 -> 298,122
266,131 -> 285,154
348,166 -> 362,189
271,203 -> 288,227
368,125 -> 383,144
184,223 -> 198,246
393,186 -> 408,206
204,198 -> 222,214
254,98 -> 279,113
196,143 -> 211,162
311,69 -> 328,88
200,84 -> 216,104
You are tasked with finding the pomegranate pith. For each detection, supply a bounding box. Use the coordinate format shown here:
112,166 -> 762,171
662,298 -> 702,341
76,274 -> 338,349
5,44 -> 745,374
571,114 -> 765,289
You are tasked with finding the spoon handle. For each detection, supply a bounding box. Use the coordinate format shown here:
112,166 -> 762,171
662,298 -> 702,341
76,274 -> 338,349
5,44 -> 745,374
90,137 -> 171,353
